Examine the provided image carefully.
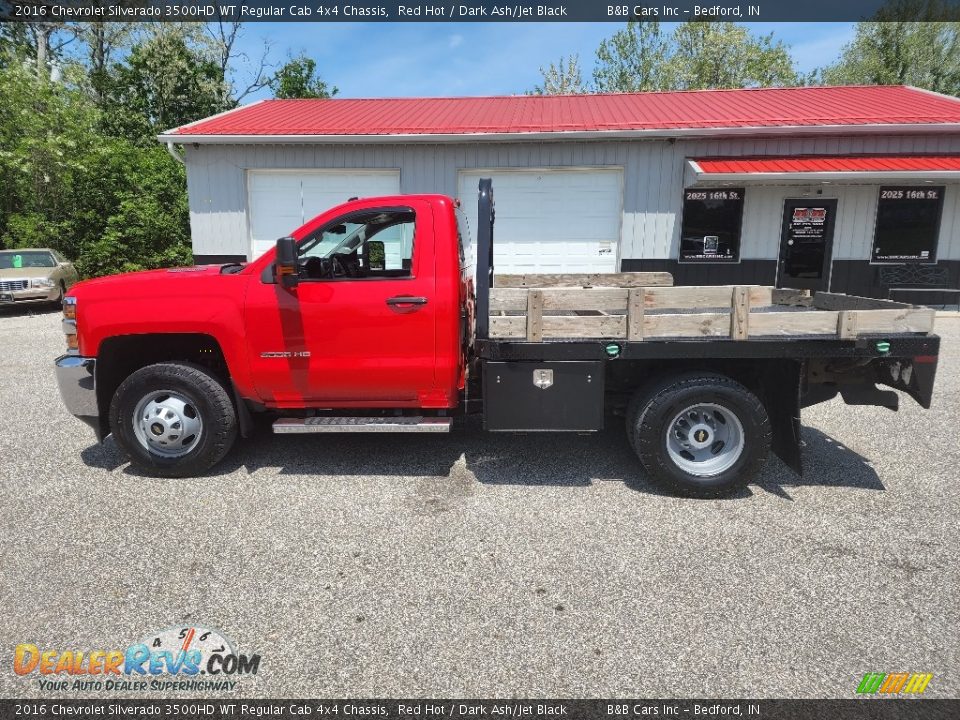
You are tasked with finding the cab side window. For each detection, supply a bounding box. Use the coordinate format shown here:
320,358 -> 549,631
297,208 -> 415,281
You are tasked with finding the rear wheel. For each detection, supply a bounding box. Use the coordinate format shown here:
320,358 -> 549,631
627,373 -> 771,498
110,363 -> 237,478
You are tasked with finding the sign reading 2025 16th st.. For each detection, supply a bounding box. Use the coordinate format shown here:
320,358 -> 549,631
12,625 -> 261,692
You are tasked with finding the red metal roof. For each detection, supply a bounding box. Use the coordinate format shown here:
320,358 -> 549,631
167,86 -> 960,139
694,155 -> 960,174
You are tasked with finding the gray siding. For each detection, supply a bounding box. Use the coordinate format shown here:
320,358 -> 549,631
183,133 -> 960,263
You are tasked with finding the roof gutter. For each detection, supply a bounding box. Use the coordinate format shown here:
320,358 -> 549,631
156,122 -> 960,146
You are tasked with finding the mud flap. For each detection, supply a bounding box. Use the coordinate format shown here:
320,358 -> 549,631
878,356 -> 939,410
762,360 -> 803,476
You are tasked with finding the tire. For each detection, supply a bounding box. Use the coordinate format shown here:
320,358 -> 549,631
110,362 -> 238,478
626,373 -> 771,498
52,282 -> 65,307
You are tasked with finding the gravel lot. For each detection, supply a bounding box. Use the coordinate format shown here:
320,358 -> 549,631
1,307 -> 957,699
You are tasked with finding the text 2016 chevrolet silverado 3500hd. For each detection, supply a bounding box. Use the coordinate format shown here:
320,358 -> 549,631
55,181 -> 940,497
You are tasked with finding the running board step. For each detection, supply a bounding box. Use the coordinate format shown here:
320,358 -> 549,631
272,417 -> 452,433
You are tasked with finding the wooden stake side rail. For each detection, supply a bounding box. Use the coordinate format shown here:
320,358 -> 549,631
487,284 -> 936,342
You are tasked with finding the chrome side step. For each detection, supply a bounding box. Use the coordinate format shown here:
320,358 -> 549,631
272,416 -> 452,434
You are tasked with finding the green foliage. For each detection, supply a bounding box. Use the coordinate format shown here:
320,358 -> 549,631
530,55 -> 589,95
818,2 -> 960,96
99,26 -> 229,141
668,23 -> 797,89
270,54 -> 338,99
589,21 -> 798,93
0,62 -> 192,278
593,21 -> 671,92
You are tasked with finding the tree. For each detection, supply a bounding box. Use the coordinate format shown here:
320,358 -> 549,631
530,55 -> 588,95
818,2 -> 960,96
667,23 -> 798,89
593,21 -> 671,92
98,25 -> 228,141
70,23 -> 142,102
269,54 -> 338,99
204,20 -> 273,107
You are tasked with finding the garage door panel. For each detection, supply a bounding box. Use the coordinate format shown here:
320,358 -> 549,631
459,170 -> 622,273
248,171 -> 400,259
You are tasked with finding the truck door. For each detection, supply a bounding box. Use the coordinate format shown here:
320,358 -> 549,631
244,202 -> 437,407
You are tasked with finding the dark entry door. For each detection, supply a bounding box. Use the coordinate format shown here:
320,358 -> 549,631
777,199 -> 838,291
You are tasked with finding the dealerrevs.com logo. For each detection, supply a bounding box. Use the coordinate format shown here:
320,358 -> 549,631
13,625 -> 261,692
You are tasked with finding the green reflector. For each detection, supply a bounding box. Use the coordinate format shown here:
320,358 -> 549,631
876,341 -> 891,353
605,343 -> 621,357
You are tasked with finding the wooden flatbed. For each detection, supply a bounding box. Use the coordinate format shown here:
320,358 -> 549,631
486,273 -> 936,343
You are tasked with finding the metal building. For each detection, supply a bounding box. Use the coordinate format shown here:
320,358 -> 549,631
160,85 -> 960,302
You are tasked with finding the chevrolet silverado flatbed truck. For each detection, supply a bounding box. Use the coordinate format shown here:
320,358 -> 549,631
54,180 -> 940,497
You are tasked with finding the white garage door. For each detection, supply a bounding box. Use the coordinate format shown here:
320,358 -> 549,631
458,169 -> 623,274
248,171 -> 400,258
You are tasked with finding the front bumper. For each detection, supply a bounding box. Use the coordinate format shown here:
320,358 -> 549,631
55,355 -> 103,439
0,286 -> 59,304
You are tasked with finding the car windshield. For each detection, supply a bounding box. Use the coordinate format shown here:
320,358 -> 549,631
0,251 -> 55,269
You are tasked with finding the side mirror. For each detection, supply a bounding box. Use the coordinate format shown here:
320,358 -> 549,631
366,240 -> 385,271
275,236 -> 299,289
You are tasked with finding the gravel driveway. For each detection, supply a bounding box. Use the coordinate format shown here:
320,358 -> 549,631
1,308 -> 957,699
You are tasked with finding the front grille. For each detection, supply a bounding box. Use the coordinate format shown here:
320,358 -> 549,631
0,280 -> 28,292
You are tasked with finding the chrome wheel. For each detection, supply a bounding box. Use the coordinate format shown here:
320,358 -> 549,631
665,402 -> 745,477
132,390 -> 203,458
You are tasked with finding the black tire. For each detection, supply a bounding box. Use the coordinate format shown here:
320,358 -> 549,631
52,282 -> 65,307
110,362 -> 238,478
626,373 -> 771,498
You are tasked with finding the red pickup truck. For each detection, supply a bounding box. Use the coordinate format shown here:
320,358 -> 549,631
55,181 -> 940,497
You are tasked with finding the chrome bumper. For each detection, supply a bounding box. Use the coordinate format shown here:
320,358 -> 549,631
55,355 -> 103,438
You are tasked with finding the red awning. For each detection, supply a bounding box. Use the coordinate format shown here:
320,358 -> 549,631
690,155 -> 960,179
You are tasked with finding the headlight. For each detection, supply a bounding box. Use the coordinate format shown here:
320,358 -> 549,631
32,277 -> 55,288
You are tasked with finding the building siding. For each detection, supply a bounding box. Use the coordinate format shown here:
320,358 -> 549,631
183,134 -> 960,280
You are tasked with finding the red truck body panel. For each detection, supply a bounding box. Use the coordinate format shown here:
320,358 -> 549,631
69,195 -> 467,410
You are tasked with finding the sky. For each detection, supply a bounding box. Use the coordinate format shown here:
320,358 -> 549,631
230,22 -> 857,101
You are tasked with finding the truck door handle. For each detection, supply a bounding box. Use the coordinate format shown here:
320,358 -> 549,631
386,295 -> 428,307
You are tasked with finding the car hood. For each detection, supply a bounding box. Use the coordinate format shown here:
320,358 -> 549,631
0,266 -> 56,279
69,264 -> 241,296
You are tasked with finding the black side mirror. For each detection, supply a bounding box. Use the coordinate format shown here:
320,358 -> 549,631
275,236 -> 299,289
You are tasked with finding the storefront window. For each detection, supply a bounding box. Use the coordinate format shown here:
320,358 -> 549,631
679,188 -> 745,263
872,186 -> 944,263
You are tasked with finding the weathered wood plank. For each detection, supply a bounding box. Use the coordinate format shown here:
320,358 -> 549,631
627,288 -> 645,341
854,308 -> 936,335
813,291 -> 912,311
772,288 -> 813,307
750,311 -> 841,336
838,310 -> 858,339
489,315 -> 525,338
495,272 -> 673,288
731,287 -> 750,340
489,287 -> 628,312
542,315 -> 626,338
488,314 -> 628,339
526,290 -> 543,342
643,313 -> 730,338
644,286 -> 734,309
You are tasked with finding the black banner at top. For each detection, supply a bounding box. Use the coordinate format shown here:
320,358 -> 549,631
2,0 -> 960,22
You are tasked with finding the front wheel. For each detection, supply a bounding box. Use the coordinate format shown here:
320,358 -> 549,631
110,362 -> 238,478
627,373 -> 771,498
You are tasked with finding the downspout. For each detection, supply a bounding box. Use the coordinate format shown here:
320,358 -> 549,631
165,141 -> 186,165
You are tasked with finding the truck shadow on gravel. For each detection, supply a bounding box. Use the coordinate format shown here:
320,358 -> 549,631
80,419 -> 882,500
